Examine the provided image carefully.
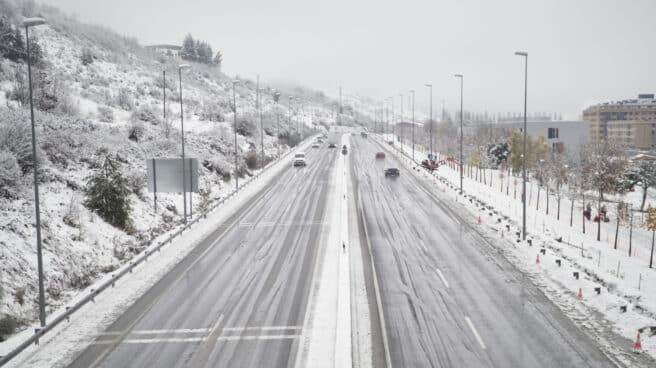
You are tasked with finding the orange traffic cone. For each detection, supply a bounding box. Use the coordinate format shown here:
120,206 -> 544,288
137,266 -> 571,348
536,254 -> 540,264
578,288 -> 583,301
633,332 -> 642,352
501,230 -> 504,238
477,216 -> 481,225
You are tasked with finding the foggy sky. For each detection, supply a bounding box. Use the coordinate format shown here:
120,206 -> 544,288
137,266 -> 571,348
40,0 -> 656,119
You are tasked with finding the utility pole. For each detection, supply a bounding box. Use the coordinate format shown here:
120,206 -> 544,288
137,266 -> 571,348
399,93 -> 404,153
411,90 -> 415,162
425,84 -> 433,160
178,64 -> 190,223
455,74 -> 464,194
515,51 -> 528,240
232,79 -> 240,191
24,17 -> 48,327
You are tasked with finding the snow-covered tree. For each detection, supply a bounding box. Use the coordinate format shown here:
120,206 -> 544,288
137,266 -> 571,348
0,150 -> 20,198
646,206 -> 656,268
619,159 -> 656,212
545,154 -> 569,219
508,131 -> 549,175
84,155 -> 132,231
487,142 -> 509,168
180,34 -> 196,61
580,140 -> 627,241
213,51 -> 222,68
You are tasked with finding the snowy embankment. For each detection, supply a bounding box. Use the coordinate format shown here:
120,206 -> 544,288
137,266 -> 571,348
0,137 -> 315,368
0,8 -> 341,343
378,136 -> 656,362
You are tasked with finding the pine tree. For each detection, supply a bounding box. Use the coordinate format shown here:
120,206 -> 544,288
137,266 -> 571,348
213,51 -> 222,67
181,34 -> 196,61
619,160 -> 656,212
84,155 -> 132,230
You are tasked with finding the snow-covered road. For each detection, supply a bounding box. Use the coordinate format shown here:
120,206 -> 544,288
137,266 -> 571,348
352,136 -> 628,367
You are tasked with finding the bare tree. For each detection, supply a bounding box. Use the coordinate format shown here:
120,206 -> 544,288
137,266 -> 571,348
580,140 -> 627,241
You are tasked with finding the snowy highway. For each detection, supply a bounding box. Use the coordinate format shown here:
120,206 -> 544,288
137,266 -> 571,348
10,132 -> 646,368
66,142 -> 338,368
351,136 -> 617,368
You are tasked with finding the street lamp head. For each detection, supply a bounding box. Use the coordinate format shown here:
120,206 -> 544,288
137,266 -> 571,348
514,51 -> 528,57
178,64 -> 191,70
22,17 -> 46,28
232,79 -> 240,84
425,84 -> 432,88
454,74 -> 463,78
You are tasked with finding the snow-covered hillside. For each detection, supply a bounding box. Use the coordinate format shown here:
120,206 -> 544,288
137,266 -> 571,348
0,2 -> 360,339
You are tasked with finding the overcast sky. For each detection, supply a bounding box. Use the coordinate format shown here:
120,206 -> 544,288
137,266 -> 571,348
41,0 -> 655,119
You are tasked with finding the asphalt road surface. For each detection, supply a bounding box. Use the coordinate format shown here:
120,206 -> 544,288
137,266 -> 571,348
68,140 -> 338,368
351,136 -> 619,368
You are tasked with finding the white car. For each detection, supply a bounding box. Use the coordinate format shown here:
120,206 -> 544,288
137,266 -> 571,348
293,152 -> 307,167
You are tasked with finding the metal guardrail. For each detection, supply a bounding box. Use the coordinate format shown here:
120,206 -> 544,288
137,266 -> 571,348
0,138 -> 315,366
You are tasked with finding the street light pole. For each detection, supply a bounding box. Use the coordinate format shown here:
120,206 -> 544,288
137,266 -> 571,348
258,86 -> 265,169
288,95 -> 293,145
24,17 -> 47,328
274,91 -> 281,158
232,79 -> 240,191
391,96 -> 395,145
410,90 -> 415,162
455,74 -> 464,194
515,51 -> 528,240
425,84 -> 433,160
163,70 -> 166,126
178,64 -> 190,223
385,99 -> 389,140
399,93 -> 404,153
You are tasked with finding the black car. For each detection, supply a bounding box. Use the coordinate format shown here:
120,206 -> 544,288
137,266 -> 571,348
342,146 -> 348,155
385,168 -> 400,178
328,143 -> 337,148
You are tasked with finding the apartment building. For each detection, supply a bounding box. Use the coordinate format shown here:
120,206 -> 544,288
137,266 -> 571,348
583,94 -> 656,148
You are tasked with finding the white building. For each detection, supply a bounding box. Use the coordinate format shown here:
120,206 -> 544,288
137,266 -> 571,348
470,120 -> 590,157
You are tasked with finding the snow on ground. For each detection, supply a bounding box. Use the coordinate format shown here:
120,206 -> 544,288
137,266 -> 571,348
0,9 -> 341,345
297,133 -> 352,368
0,138 -> 314,368
379,136 -> 656,361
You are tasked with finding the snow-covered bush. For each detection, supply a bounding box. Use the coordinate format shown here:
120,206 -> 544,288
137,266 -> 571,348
203,157 -> 231,182
62,197 -> 81,228
199,100 -> 224,122
244,150 -> 258,170
116,88 -> 134,111
236,117 -> 256,137
0,150 -> 20,198
0,315 -> 19,342
131,106 -> 159,125
84,155 -> 132,231
128,121 -> 145,142
97,105 -> 114,123
0,108 -> 42,174
80,47 -> 94,66
126,169 -> 145,198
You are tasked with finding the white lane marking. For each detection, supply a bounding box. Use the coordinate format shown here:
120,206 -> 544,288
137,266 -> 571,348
218,334 -> 299,341
95,324 -> 299,337
223,326 -> 302,332
465,316 -> 486,350
436,269 -> 450,289
90,334 -> 300,345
